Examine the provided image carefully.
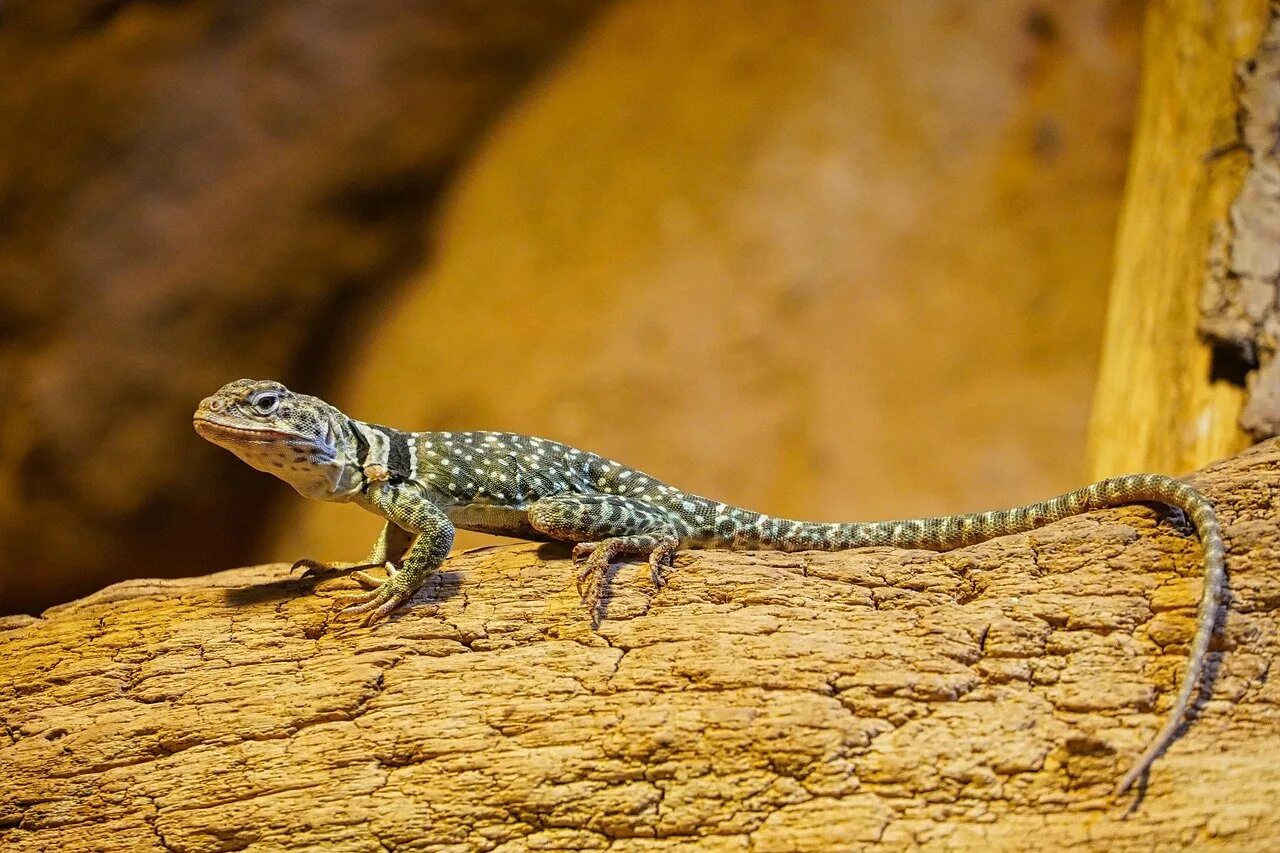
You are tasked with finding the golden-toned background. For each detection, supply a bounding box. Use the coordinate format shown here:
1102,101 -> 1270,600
0,0 -> 1143,614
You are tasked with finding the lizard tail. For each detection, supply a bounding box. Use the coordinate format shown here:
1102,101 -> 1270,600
750,473 -> 1222,796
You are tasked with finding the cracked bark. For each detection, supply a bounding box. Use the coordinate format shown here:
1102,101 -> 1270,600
2,442 -> 1280,851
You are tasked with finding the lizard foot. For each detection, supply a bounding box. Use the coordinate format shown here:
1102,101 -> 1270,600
649,540 -> 678,590
572,536 -> 678,625
333,571 -> 429,626
573,539 -> 626,628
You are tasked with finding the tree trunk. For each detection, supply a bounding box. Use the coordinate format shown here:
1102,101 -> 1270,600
1087,0 -> 1268,478
2,441 -> 1277,851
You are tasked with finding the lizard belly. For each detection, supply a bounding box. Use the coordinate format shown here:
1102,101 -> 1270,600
445,502 -> 549,540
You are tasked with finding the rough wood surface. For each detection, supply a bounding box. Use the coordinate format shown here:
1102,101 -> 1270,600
3,444 -> 1279,851
1087,0 -> 1265,479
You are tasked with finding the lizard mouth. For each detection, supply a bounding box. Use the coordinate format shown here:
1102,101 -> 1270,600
192,416 -> 306,444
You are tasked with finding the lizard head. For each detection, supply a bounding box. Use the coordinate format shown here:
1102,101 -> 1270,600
194,379 -> 355,499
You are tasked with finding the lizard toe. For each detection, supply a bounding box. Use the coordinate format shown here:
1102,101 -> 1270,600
350,562 -> 398,590
296,558 -> 387,580
333,588 -> 382,610
360,593 -> 409,626
574,558 -> 596,592
649,560 -> 670,590
648,541 -> 678,590
292,557 -> 332,577
577,558 -> 612,627
349,571 -> 384,591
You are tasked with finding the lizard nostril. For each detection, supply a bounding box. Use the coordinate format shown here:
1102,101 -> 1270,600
209,399 -> 224,412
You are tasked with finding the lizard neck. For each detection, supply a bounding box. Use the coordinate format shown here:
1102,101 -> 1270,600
271,408 -> 365,502
334,416 -> 425,500
254,411 -> 419,504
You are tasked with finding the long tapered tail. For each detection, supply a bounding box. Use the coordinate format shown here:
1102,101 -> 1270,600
749,473 -> 1223,796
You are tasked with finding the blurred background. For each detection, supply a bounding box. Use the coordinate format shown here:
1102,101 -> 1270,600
0,0 -> 1143,615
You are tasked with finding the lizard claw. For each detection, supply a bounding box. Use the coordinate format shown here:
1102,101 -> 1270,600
291,557 -> 330,578
571,542 -> 598,563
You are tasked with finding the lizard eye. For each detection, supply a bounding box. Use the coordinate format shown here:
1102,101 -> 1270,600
249,392 -> 280,415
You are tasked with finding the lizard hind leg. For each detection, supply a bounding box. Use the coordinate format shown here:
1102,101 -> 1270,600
571,532 -> 679,623
528,494 -> 681,627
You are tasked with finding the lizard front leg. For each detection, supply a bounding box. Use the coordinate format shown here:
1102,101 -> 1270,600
333,480 -> 455,626
346,521 -> 417,590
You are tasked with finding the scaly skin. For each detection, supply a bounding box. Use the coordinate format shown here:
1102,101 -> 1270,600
194,378 -> 1226,799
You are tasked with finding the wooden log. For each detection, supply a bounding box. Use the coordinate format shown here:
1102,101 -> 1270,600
2,442 -> 1278,850
1087,0 -> 1267,479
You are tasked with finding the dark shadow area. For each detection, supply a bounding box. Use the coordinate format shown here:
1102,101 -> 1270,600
535,542 -> 575,561
1209,341 -> 1256,387
221,565 -> 466,613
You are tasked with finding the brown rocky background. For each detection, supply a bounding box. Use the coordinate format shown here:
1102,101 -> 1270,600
0,0 -> 1142,613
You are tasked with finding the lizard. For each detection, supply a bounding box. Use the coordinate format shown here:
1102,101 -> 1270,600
193,377 -> 1225,798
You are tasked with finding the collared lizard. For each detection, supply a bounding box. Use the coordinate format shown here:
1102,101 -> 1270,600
194,378 -> 1226,798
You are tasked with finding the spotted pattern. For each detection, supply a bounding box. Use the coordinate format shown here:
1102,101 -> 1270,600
195,379 -> 1226,796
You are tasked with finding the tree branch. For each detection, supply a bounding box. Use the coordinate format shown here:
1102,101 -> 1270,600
3,443 -> 1279,849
